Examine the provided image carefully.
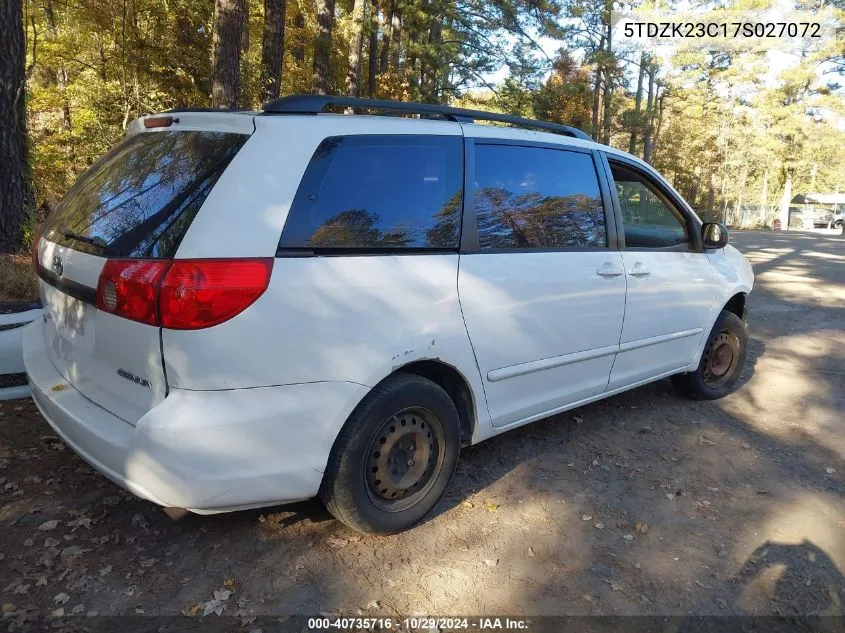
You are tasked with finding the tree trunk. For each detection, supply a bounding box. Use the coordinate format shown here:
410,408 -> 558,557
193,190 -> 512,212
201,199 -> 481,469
291,13 -> 305,62
601,10 -> 612,145
260,0 -> 286,102
346,0 -> 366,96
779,167 -> 793,231
647,88 -> 665,165
379,0 -> 393,73
642,65 -> 656,161
590,35 -> 604,139
366,0 -> 378,95
43,0 -> 71,131
423,16 -> 441,102
312,0 -> 335,94
628,52 -> 646,154
0,0 -> 31,252
211,0 -> 246,108
759,167 -> 769,223
389,4 -> 401,70
706,168 -> 716,216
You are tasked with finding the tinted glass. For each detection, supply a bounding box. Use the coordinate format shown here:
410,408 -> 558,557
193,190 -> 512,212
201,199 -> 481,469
474,145 -> 606,249
280,135 -> 463,250
42,131 -> 248,258
610,164 -> 688,248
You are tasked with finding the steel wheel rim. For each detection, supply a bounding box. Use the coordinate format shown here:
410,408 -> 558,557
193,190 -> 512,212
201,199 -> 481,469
701,331 -> 740,387
364,407 -> 445,513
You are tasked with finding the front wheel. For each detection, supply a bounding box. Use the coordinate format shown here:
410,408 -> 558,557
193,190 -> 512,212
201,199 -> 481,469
320,373 -> 461,535
672,310 -> 748,400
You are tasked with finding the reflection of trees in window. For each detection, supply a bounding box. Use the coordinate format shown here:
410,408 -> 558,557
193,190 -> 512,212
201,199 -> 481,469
475,187 -> 606,249
425,191 -> 462,248
45,132 -> 245,257
308,209 -> 411,247
306,191 -> 463,249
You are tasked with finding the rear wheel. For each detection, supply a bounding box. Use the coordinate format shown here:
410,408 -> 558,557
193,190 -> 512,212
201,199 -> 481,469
672,310 -> 748,400
320,373 -> 461,535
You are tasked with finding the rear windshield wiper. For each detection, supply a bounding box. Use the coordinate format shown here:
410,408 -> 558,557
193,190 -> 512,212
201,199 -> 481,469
58,230 -> 123,257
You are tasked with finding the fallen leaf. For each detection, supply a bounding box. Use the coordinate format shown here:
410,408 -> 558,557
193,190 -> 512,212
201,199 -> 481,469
326,537 -> 349,549
825,467 -> 836,475
53,592 -> 70,605
38,520 -> 59,532
594,522 -> 604,530
51,384 -> 67,392
60,545 -> 85,560
623,534 -> 634,542
581,515 -> 593,521
635,522 -> 649,534
483,559 -> 499,567
485,501 -> 499,512
213,589 -> 232,602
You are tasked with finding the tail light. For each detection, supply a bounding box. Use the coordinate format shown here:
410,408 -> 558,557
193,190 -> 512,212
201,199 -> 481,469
159,259 -> 273,329
96,260 -> 170,326
95,258 -> 272,330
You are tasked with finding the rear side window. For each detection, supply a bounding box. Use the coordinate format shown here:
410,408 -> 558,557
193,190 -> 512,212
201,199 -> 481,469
42,131 -> 248,258
474,145 -> 607,249
279,135 -> 463,250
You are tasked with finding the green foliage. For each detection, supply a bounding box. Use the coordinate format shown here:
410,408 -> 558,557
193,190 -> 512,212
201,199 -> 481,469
20,0 -> 845,229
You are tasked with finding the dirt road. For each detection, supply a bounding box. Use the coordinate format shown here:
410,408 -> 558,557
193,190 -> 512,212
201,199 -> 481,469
1,230 -> 843,619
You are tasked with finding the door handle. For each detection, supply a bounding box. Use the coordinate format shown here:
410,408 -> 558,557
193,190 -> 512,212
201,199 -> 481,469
596,267 -> 624,278
628,266 -> 651,277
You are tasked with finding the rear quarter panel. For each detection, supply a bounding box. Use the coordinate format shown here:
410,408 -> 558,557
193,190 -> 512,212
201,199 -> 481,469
163,116 -> 492,437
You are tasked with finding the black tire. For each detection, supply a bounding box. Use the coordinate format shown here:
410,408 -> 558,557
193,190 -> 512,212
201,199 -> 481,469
319,373 -> 461,535
672,310 -> 748,400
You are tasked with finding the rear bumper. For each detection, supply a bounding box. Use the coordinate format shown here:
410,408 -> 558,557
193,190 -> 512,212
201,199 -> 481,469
22,321 -> 369,513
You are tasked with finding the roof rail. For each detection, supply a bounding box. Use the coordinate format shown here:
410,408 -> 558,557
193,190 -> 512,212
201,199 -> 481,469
163,107 -> 252,113
260,94 -> 593,141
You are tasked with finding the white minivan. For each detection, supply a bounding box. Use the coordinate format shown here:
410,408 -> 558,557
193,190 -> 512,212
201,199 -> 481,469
24,96 -> 753,534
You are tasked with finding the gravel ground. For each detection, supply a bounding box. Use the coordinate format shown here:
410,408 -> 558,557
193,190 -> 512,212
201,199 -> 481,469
1,230 -> 843,621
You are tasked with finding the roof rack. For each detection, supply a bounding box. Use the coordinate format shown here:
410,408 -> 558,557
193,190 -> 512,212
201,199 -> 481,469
260,94 -> 593,141
163,107 -> 253,113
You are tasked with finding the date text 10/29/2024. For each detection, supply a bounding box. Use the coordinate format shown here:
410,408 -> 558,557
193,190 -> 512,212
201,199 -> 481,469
307,617 -> 530,630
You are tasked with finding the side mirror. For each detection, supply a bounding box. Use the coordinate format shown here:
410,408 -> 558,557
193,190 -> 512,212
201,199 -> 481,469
702,222 -> 728,249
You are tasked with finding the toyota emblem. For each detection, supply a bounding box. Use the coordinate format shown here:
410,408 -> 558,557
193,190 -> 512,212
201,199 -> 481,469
52,254 -> 63,277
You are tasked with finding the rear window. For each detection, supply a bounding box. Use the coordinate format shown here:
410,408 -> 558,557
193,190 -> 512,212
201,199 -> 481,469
42,130 -> 248,258
279,135 -> 463,250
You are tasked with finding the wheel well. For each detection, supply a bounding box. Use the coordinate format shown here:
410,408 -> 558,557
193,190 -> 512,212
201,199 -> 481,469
397,360 -> 475,445
723,293 -> 747,319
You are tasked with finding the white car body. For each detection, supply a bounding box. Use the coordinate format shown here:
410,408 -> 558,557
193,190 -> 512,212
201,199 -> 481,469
24,106 -> 754,514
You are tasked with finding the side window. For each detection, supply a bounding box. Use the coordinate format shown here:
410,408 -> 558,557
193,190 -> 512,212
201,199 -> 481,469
610,163 -> 689,248
280,135 -> 463,250
473,145 -> 607,249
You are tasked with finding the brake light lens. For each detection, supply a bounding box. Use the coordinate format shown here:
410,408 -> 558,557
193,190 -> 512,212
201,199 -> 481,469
96,260 -> 169,326
95,258 -> 272,329
159,259 -> 273,329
